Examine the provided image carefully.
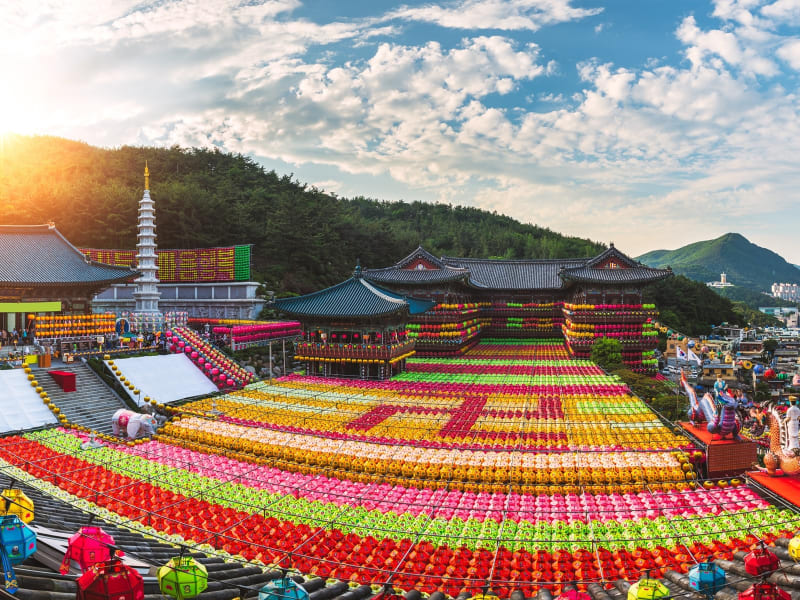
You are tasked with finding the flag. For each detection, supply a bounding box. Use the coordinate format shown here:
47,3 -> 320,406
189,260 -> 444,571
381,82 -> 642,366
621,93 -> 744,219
688,349 -> 702,365
676,346 -> 687,361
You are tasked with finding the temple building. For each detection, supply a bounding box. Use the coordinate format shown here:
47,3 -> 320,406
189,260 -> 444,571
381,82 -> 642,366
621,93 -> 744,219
0,223 -> 138,337
362,245 -> 671,372
273,264 -> 433,379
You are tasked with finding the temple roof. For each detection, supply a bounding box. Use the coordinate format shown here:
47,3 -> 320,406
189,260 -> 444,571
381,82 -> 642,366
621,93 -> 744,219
273,267 -> 435,319
558,265 -> 673,284
441,257 -> 585,290
364,245 -> 672,290
0,224 -> 140,287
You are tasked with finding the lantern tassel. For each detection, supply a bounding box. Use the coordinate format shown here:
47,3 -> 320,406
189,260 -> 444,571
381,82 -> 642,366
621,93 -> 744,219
1,545 -> 18,594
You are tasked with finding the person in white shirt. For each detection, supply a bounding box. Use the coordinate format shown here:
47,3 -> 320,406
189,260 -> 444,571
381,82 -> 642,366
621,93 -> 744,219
785,396 -> 800,452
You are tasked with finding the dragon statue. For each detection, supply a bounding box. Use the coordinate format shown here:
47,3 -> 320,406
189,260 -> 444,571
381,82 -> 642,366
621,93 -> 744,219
762,397 -> 800,477
683,370 -> 742,440
707,391 -> 742,441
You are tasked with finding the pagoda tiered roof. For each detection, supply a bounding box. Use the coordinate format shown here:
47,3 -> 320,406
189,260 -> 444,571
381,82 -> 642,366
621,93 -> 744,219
363,244 -> 671,291
0,224 -> 139,286
273,266 -> 435,319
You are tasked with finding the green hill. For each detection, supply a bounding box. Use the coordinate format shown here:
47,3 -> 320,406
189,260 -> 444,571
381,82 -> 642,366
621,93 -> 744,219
0,135 -> 603,293
637,233 -> 800,293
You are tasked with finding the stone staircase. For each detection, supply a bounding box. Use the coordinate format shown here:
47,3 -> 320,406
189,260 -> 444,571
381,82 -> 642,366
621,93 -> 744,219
36,362 -> 129,434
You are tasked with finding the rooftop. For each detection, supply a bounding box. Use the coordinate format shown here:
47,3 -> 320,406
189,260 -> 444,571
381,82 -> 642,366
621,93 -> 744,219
0,224 -> 139,287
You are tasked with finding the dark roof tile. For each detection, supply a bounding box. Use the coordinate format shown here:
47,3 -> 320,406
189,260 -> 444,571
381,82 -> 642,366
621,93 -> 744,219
273,274 -> 434,319
0,225 -> 139,286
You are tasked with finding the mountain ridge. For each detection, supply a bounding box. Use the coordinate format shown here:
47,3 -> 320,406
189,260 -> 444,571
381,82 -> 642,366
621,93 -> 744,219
637,232 -> 800,293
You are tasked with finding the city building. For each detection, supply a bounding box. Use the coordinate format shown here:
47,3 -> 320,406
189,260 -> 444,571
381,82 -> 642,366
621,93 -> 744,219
771,282 -> 800,302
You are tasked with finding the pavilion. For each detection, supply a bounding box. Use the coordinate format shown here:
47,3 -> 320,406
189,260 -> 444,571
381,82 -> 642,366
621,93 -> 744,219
273,264 -> 433,379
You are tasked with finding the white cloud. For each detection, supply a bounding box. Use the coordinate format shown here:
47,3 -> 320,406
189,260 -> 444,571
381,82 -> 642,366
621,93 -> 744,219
5,0 -> 800,262
387,0 -> 602,31
777,38 -> 800,68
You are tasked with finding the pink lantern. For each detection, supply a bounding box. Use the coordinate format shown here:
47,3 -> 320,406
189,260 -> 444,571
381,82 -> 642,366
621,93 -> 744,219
177,342 -> 185,348
211,368 -> 219,376
60,526 -> 118,574
198,358 -> 205,365
227,379 -> 235,387
191,352 -> 198,359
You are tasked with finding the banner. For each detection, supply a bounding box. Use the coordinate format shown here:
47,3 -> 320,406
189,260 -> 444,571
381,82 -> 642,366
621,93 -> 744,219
82,246 -> 251,283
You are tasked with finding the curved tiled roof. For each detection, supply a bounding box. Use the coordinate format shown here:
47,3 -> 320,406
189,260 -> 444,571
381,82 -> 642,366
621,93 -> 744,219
273,272 -> 434,319
559,265 -> 673,284
441,257 -> 586,290
364,266 -> 469,284
0,225 -> 139,286
365,246 -> 672,291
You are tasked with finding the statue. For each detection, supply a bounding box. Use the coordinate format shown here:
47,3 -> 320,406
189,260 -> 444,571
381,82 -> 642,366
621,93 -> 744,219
707,391 -> 742,441
762,396 -> 800,476
111,409 -> 158,439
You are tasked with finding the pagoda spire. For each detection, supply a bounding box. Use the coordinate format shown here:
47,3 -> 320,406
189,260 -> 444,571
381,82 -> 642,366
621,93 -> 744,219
132,161 -> 163,331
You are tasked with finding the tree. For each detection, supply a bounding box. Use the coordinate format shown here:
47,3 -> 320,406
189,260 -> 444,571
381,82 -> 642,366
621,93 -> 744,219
761,338 -> 778,362
591,337 -> 623,371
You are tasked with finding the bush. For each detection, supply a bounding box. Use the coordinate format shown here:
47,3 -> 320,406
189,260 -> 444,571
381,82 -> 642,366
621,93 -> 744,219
591,337 -> 623,370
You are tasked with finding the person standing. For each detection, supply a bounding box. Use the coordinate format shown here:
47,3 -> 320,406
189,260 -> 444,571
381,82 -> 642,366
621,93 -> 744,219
785,396 -> 800,451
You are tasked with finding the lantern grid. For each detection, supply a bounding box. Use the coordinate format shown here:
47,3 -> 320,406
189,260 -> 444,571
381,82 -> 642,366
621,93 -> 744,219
0,452 -> 799,596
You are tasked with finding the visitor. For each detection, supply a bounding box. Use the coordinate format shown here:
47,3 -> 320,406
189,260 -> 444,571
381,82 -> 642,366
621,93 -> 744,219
785,396 -> 800,452
713,374 -> 728,399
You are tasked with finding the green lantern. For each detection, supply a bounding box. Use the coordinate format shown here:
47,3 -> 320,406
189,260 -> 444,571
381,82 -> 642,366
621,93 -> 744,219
158,556 -> 208,600
628,577 -> 670,600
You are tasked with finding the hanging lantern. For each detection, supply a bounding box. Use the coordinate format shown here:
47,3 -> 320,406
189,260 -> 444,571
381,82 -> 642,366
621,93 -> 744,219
689,563 -> 726,597
628,576 -> 670,600
77,557 -> 144,600
60,526 -> 117,574
1,489 -> 34,524
788,535 -> 800,562
738,583 -> 791,600
744,544 -> 780,576
158,556 -> 208,600
0,515 -> 37,593
258,578 -> 309,600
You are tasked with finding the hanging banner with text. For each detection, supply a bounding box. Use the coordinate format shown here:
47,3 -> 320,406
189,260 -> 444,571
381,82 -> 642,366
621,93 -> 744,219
81,246 -> 251,283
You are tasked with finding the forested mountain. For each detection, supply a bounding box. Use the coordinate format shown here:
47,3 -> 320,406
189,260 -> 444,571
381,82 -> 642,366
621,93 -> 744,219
637,233 -> 800,292
0,135 -> 603,293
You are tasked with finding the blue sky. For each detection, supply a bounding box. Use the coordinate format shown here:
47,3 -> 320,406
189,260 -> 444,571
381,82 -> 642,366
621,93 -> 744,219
3,0 -> 800,263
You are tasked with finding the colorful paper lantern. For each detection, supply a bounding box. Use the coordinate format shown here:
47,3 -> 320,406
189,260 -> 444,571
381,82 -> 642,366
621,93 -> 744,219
738,583 -> 790,600
60,526 -> 116,574
258,578 -> 309,600
689,563 -> 726,597
0,515 -> 37,593
0,489 -> 34,524
744,544 -> 780,576
158,556 -> 208,600
628,576 -> 670,600
77,557 -> 144,600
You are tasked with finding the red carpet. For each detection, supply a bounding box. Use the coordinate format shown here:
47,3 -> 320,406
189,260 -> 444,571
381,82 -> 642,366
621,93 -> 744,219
678,421 -> 741,446
749,471 -> 800,508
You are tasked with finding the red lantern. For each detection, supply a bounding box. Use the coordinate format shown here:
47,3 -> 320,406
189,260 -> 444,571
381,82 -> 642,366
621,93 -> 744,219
77,557 -> 144,600
744,544 -> 780,576
739,583 -> 791,600
61,526 -> 117,574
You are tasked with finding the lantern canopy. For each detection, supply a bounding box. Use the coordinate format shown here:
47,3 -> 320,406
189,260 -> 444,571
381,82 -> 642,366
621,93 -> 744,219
60,526 -> 117,574
259,578 -> 310,600
0,515 -> 37,593
1,489 -> 34,524
628,577 -> 670,600
738,583 -> 791,600
744,545 -> 780,576
158,556 -> 208,600
77,558 -> 144,600
788,535 -> 800,562
689,563 -> 726,597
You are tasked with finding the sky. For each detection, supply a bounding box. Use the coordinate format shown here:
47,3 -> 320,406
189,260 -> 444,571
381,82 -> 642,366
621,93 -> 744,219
2,0 -> 800,262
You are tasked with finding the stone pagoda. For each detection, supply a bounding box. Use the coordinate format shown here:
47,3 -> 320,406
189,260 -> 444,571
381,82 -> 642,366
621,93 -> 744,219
131,162 -> 163,332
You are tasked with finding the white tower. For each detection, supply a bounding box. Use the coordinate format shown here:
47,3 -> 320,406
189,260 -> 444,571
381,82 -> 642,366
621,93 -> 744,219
720,272 -> 727,285
132,162 -> 163,331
